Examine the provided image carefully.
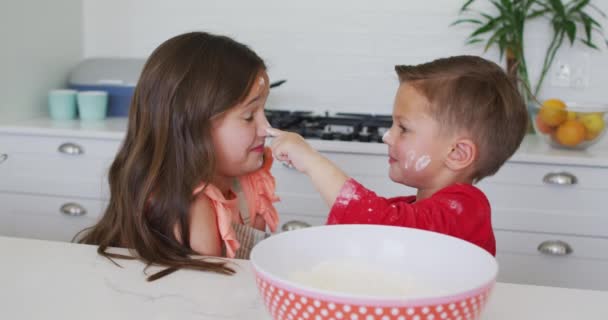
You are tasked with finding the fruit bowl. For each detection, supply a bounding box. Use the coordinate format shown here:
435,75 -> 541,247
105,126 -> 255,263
250,225 -> 498,320
533,99 -> 607,150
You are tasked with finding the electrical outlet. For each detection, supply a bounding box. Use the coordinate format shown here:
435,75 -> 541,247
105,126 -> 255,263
571,54 -> 590,89
551,61 -> 571,87
549,55 -> 590,89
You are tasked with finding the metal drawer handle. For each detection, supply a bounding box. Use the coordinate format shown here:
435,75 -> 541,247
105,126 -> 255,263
281,220 -> 311,232
538,240 -> 573,256
0,153 -> 7,164
542,172 -> 577,185
60,203 -> 87,217
58,142 -> 84,155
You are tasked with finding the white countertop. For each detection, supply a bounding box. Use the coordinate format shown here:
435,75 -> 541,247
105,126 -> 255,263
1,117 -> 608,167
2,236 -> 607,319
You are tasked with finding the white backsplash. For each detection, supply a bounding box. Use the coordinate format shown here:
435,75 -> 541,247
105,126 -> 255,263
83,0 -> 608,116
0,0 -> 82,122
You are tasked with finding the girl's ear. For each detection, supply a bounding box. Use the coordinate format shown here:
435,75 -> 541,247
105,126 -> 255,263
445,138 -> 476,171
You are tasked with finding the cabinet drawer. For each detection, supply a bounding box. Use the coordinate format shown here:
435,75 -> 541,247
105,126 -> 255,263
495,229 -> 608,290
482,182 -> 608,237
269,150 -> 391,195
276,213 -> 326,233
324,152 -> 389,177
0,134 -> 120,157
491,206 -> 608,238
479,161 -> 608,237
271,151 -> 410,198
0,135 -> 117,199
274,192 -> 328,217
356,176 -> 415,198
488,162 -> 608,190
271,163 -> 317,194
0,192 -> 105,242
479,183 -> 608,237
0,153 -> 112,199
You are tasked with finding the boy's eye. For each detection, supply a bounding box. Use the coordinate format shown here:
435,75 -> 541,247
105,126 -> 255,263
399,124 -> 408,133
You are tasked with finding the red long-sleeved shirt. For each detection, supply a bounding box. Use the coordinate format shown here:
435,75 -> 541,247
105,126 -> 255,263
326,179 -> 496,255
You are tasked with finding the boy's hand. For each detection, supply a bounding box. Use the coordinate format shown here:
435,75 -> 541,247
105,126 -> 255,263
265,128 -> 321,174
266,127 -> 350,207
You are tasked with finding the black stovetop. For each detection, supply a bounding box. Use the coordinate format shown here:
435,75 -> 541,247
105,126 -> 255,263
265,110 -> 392,143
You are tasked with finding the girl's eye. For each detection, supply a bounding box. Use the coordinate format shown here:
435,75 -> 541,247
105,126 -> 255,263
244,113 -> 254,122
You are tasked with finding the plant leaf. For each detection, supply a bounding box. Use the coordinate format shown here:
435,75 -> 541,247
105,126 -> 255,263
480,12 -> 495,21
466,38 -> 485,45
527,9 -> 550,19
582,13 -> 602,28
580,38 -> 599,49
577,13 -> 594,41
567,0 -> 590,14
461,0 -> 477,12
565,20 -> 577,44
548,0 -> 566,17
490,0 -> 509,18
471,18 -> 498,37
534,1 -> 553,12
484,27 -> 510,52
451,18 -> 483,26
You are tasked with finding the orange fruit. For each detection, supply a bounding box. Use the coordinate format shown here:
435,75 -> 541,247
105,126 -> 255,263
539,105 -> 567,126
542,98 -> 567,109
554,120 -> 587,147
585,129 -> 601,141
535,114 -> 555,134
567,111 -> 577,120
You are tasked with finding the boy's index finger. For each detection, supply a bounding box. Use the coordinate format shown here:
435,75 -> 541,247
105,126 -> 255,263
265,127 -> 283,137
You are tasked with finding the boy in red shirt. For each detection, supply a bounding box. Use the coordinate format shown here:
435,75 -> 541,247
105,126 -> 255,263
267,55 -> 528,255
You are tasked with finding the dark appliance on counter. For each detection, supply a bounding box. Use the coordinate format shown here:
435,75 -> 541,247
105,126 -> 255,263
265,110 -> 392,143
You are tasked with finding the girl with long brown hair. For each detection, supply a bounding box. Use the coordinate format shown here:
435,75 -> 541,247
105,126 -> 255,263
76,31 -> 280,281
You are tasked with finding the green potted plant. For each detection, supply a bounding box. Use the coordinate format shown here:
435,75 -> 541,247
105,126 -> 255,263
453,0 -> 606,124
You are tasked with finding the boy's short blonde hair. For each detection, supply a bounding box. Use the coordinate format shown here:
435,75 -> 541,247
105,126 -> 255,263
395,55 -> 528,182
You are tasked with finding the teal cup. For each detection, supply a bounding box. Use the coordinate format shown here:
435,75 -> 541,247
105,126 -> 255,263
48,89 -> 77,120
77,91 -> 108,121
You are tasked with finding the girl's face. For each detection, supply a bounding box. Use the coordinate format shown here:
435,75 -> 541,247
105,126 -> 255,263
212,71 -> 271,178
383,83 -> 452,188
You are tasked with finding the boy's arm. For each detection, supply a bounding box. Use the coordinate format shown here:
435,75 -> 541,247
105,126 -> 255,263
328,179 -> 495,255
266,128 -> 349,207
305,152 -> 350,207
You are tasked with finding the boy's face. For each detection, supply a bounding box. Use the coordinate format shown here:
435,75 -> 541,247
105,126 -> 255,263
211,70 -> 271,177
383,83 -> 452,188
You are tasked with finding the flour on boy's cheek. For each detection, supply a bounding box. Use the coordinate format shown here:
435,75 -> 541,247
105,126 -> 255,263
403,150 -> 416,170
414,155 -> 431,172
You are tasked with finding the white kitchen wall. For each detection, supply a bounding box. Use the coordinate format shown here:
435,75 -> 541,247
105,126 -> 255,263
83,0 -> 608,114
0,0 -> 83,122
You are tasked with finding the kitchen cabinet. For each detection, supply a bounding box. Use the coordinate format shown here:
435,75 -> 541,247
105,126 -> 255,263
1,118 -> 607,290
0,119 -> 121,242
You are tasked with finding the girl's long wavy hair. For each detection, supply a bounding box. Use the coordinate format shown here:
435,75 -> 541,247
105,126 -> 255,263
75,32 -> 266,281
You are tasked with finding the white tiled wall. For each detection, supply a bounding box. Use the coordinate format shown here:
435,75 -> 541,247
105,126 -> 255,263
83,0 -> 608,115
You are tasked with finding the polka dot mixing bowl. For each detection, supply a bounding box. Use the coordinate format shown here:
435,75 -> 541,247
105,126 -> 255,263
250,225 -> 497,320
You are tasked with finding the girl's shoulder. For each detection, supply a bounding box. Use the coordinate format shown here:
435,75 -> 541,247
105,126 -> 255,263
189,188 -> 223,256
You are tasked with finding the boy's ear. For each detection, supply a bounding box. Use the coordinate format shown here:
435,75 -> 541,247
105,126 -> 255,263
445,138 -> 476,171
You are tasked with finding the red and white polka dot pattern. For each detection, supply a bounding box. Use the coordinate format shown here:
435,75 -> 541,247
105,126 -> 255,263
256,274 -> 493,320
